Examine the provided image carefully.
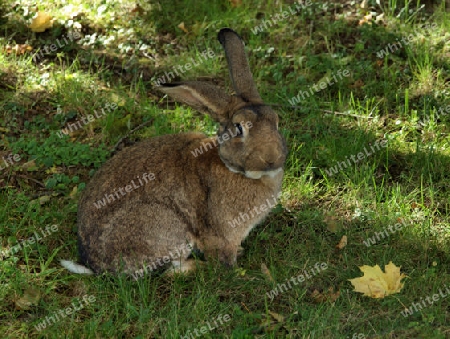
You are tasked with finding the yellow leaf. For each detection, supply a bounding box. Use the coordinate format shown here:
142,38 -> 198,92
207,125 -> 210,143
268,310 -> 285,322
358,13 -> 373,26
69,185 -> 78,199
177,22 -> 188,33
336,235 -> 347,249
29,12 -> 53,32
349,261 -> 406,298
5,44 -> 33,55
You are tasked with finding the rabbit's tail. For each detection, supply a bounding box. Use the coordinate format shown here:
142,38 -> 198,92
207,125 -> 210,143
60,259 -> 94,275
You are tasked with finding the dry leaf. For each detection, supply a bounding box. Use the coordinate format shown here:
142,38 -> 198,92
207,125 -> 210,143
29,12 -> 53,32
5,44 -> 33,55
268,310 -> 285,322
310,287 -> 340,303
177,22 -> 188,33
229,0 -> 243,7
411,202 -> 419,209
261,263 -> 274,282
360,0 -> 368,9
375,13 -> 385,24
235,267 -> 246,276
350,79 -> 365,89
39,195 -> 51,205
260,310 -> 286,332
69,185 -> 78,199
15,287 -> 41,310
349,261 -> 406,298
131,4 -> 145,15
336,235 -> 347,249
358,13 -> 372,26
23,159 -> 38,171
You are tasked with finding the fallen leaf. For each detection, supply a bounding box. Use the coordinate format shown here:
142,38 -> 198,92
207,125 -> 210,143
358,13 -> 372,26
229,0 -> 243,7
69,185 -> 78,199
411,202 -> 419,209
15,287 -> 41,310
336,235 -> 347,249
268,310 -> 285,322
349,261 -> 406,298
22,159 -> 38,171
261,263 -> 274,282
235,267 -> 246,276
5,44 -> 33,55
29,12 -> 53,32
39,195 -> 51,205
350,79 -> 365,89
131,4 -> 145,15
310,287 -> 340,303
375,13 -> 385,24
260,310 -> 286,332
177,22 -> 188,33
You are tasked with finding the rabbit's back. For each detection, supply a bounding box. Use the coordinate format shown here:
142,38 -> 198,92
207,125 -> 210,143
77,133 -> 215,273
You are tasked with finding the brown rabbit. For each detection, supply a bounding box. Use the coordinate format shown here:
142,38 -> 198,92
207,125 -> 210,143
61,28 -> 287,277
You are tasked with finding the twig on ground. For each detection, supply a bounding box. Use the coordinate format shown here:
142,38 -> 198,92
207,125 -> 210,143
267,103 -> 373,119
111,119 -> 154,154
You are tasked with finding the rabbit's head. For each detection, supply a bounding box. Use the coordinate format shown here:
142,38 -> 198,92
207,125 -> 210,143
158,28 -> 287,179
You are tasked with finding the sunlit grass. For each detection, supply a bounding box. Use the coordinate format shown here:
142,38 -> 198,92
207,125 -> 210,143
0,0 -> 449,338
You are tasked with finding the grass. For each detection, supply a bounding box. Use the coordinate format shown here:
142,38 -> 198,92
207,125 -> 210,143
1,0 -> 450,338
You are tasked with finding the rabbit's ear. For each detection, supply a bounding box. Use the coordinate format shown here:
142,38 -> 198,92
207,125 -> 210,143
158,81 -> 233,123
218,28 -> 262,103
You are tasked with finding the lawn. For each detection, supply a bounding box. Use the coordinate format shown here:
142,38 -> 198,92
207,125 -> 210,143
1,0 -> 449,338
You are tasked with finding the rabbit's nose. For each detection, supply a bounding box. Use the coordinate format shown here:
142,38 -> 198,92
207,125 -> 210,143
259,154 -> 282,168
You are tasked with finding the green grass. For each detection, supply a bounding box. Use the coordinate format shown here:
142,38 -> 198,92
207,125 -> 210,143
1,0 -> 450,338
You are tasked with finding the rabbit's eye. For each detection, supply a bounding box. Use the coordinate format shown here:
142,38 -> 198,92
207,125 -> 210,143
234,123 -> 243,136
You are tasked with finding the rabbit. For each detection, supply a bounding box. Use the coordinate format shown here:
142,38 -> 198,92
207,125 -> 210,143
60,28 -> 287,277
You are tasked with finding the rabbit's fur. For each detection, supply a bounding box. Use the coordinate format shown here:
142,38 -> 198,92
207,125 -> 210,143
65,28 -> 287,276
